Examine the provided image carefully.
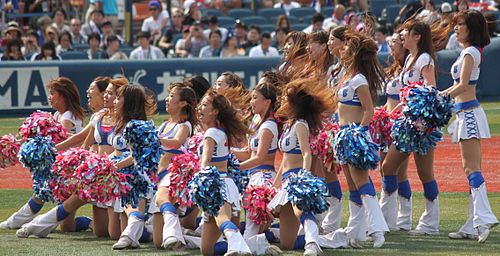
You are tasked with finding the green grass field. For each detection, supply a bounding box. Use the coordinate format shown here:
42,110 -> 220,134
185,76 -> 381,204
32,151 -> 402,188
0,190 -> 499,255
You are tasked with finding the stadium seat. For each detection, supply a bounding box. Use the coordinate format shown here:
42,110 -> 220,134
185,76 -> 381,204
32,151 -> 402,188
291,23 -> 308,31
289,7 -> 316,17
321,6 -> 334,17
370,0 -> 397,17
477,37 -> 500,98
258,8 -> 285,18
217,16 -> 236,28
133,2 -> 149,21
60,51 -> 89,60
436,50 -> 460,91
269,15 -> 299,25
259,24 -> 276,33
206,8 -> 223,17
73,44 -> 89,51
385,4 -> 403,25
301,15 -> 313,24
241,16 -> 269,26
227,8 -> 253,19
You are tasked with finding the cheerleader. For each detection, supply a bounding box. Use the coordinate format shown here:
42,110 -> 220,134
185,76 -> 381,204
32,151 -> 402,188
279,31 -> 308,82
268,77 -> 335,255
149,83 -> 198,249
195,90 -> 252,255
381,20 -> 440,236
378,30 -> 413,231
334,30 -> 389,248
183,75 -> 211,103
326,26 -> 347,90
443,10 -> 498,242
1,77 -> 85,231
215,72 -> 251,120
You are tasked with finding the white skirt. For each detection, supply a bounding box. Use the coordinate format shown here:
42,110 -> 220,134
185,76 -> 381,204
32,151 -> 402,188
267,179 -> 290,212
248,170 -> 277,187
448,107 -> 491,143
202,177 -> 241,221
106,198 -> 124,213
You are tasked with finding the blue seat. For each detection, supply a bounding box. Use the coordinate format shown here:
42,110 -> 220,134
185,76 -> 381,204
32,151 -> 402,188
321,6 -> 334,17
241,16 -> 269,26
436,50 -> 460,91
269,15 -> 299,25
291,23 -> 308,31
60,51 -> 89,60
258,8 -> 285,18
259,24 -> 276,33
228,8 -> 253,19
289,7 -> 316,17
370,0 -> 397,17
206,8 -> 223,17
385,4 -> 403,25
73,44 -> 89,51
218,16 -> 236,28
301,15 -> 313,24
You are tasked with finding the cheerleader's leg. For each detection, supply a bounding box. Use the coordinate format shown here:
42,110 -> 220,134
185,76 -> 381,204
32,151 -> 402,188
468,171 -> 499,243
449,193 -> 478,239
159,202 -> 186,250
92,205 -> 109,237
321,171 -> 342,233
397,180 -> 413,231
0,197 -> 44,229
379,175 -> 398,231
112,199 -> 146,250
215,203 -> 252,255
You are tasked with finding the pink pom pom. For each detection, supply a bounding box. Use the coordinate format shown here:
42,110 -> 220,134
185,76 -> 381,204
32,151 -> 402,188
188,132 -> 204,155
311,120 -> 340,168
75,154 -> 131,204
167,151 -> 200,208
400,82 -> 423,104
243,184 -> 277,225
0,134 -> 21,169
369,107 -> 393,146
49,148 -> 93,202
19,111 -> 68,143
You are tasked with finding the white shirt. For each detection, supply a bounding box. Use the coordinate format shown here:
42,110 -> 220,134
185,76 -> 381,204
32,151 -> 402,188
273,1 -> 301,16
141,10 -> 170,39
129,45 -> 165,60
203,27 -> 229,43
249,45 -> 280,57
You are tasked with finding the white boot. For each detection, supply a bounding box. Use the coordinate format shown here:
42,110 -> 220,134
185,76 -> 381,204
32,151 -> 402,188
472,183 -> 499,243
344,201 -> 366,248
243,216 -> 260,240
362,195 -> 389,248
224,228 -> 252,255
410,198 -> 440,236
321,197 -> 342,233
449,194 -> 478,239
397,195 -> 412,231
162,212 -> 186,250
245,233 -> 282,255
113,213 -> 144,249
1,201 -> 41,229
16,206 -> 60,238
379,189 -> 398,231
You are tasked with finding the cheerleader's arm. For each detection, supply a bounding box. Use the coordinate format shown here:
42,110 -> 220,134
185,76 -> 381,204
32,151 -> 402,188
239,129 -> 274,170
56,123 -> 91,151
356,85 -> 375,127
160,125 -> 190,149
200,137 -> 216,168
296,122 -> 311,171
445,55 -> 474,98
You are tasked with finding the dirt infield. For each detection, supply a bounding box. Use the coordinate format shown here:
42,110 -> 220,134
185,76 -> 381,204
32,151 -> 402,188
2,136 -> 499,192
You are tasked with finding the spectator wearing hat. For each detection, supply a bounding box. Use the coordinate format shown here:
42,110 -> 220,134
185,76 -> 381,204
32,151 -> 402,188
31,41 -> 62,61
174,28 -> 192,57
86,32 -> 106,59
417,0 -> 439,24
81,10 -> 104,38
273,0 -> 301,16
56,31 -> 74,55
1,39 -> 25,61
70,18 -> 87,45
159,8 -> 186,54
234,20 -> 248,48
105,35 -> 128,60
100,20 -> 122,49
51,8 -> 70,33
203,16 -> 229,43
183,0 -> 202,26
199,29 -> 223,57
142,0 -> 170,44
184,22 -> 208,58
242,25 -> 261,52
303,13 -> 325,34
249,32 -> 280,57
2,22 -> 23,47
221,32 -> 246,57
22,30 -> 41,57
130,31 -> 165,60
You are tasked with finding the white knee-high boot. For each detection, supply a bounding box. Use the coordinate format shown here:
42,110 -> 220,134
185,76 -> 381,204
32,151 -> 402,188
457,194 -> 477,236
345,197 -> 366,242
397,180 -> 413,231
470,175 -> 498,228
16,204 -> 69,238
321,197 -> 342,233
1,198 -> 44,229
162,212 -> 186,248
379,189 -> 398,231
220,221 -> 252,254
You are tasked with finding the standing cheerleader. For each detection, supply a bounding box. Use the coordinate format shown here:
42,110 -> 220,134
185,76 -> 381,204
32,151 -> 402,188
150,83 -> 198,249
268,77 -> 335,255
193,90 -> 252,255
378,30 -> 413,231
334,30 -> 389,248
444,10 -> 498,242
215,72 -> 251,119
1,77 -> 84,230
381,20 -> 440,236
326,26 -> 347,90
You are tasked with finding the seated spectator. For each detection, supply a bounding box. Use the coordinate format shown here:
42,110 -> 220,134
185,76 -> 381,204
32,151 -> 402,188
234,21 -> 248,48
51,8 -> 70,33
374,27 -> 390,53
203,16 -> 229,43
158,8 -> 185,54
417,0 -> 439,24
274,0 -> 301,16
273,28 -> 289,50
45,26 -> 59,46
96,0 -> 120,30
31,41 -> 61,61
2,22 -> 23,47
2,1 -> 20,22
142,0 -> 170,44
242,25 -> 261,52
86,32 -> 106,59
183,0 -> 202,26
100,20 -> 122,49
212,0 -> 243,14
56,31 -> 74,55
324,4 -> 346,30
184,22 -> 208,58
81,10 -> 104,38
344,9 -> 360,31
130,31 -> 165,60
1,39 -> 25,61
24,0 -> 51,26
22,30 -> 40,57
36,16 -> 53,46
199,30 -> 223,57
274,15 -> 291,36
67,20 -> 85,45
105,35 -> 128,60
175,29 -> 191,58
303,13 -> 325,34
311,0 -> 334,12
249,33 -> 280,57
221,33 -> 246,57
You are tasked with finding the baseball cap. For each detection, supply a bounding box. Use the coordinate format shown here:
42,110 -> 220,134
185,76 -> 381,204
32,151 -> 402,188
441,3 -> 453,13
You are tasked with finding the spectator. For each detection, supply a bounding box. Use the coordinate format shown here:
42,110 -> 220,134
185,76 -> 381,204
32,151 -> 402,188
24,0 -> 52,25
45,26 -> 59,45
275,15 -> 292,31
22,30 -> 40,57
324,4 -> 346,29
36,15 -> 52,46
484,12 -> 499,37
344,10 -> 360,31
105,35 -> 128,60
142,0 -> 170,44
261,0 -> 275,8
2,22 -> 23,47
417,0 -> 439,24
273,28 -> 289,50
56,31 -> 73,55
130,31 -> 165,60
273,0 -> 301,16
93,0 -> 119,30
374,27 -> 390,53
69,18 -> 87,45
221,33 -> 246,57
311,0 -> 334,13
184,22 -> 208,58
457,0 -> 469,11
51,8 -> 70,33
183,0 -> 202,26
100,20 -> 122,49
81,10 -> 104,38
203,16 -> 229,43
303,13 -> 325,34
242,25 -> 261,51
249,33 -> 280,57
2,1 -> 20,22
234,20 -> 248,48
86,32 -> 106,59
199,30 -> 223,57
31,41 -> 61,61
1,39 -> 25,61
158,8 -> 185,54
175,28 -> 191,58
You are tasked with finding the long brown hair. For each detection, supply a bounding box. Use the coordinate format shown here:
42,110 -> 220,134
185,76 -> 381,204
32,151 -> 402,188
303,31 -> 334,79
253,81 -> 281,129
47,77 -> 85,121
403,20 -> 436,70
168,82 -> 199,132
430,15 -> 455,51
283,31 -> 308,62
217,72 -> 251,119
115,84 -> 157,132
385,30 -> 409,78
454,10 -> 490,48
329,26 -> 347,80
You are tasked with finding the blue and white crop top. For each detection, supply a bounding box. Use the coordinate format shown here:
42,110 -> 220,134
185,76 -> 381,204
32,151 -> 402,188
111,130 -> 128,152
197,128 -> 229,162
451,46 -> 481,85
338,73 -> 368,106
385,76 -> 404,100
158,120 -> 192,154
400,53 -> 434,86
90,110 -> 114,146
54,110 -> 83,134
248,118 -> 278,153
279,119 -> 308,154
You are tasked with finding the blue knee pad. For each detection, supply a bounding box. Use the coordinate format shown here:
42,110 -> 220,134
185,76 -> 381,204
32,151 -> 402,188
28,198 -> 44,214
293,235 -> 306,250
159,202 -> 176,214
382,175 -> 398,194
219,221 -> 238,233
264,229 -> 277,243
359,182 -> 376,197
468,172 -> 484,189
300,212 -> 316,225
423,180 -> 439,201
349,190 -> 362,205
214,241 -> 228,255
398,180 -> 412,199
56,204 -> 70,221
74,216 -> 92,232
138,227 -> 151,243
129,211 -> 145,220
326,181 -> 342,200
195,216 -> 202,229
271,223 -> 280,229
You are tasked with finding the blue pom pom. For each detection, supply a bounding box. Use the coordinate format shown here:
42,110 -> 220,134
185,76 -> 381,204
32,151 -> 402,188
391,118 -> 443,155
109,151 -> 146,208
18,136 -> 57,202
227,153 -> 249,194
286,169 -> 329,214
404,86 -> 453,128
334,125 -> 381,170
188,166 -> 226,217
